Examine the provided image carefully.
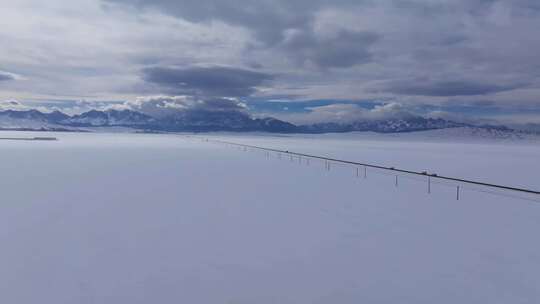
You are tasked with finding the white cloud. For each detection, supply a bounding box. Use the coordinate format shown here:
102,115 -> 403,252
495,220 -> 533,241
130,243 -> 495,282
118,95 -> 247,118
0,100 -> 28,111
0,71 -> 19,82
270,102 -> 414,124
0,99 -> 53,113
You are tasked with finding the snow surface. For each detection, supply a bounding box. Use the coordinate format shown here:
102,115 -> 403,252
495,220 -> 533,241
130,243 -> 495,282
0,130 -> 539,304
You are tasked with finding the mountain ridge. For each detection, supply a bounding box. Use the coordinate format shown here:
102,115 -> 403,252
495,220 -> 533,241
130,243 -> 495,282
0,108 -> 516,134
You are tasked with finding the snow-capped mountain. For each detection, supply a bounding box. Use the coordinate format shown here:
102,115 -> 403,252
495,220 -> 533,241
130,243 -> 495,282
254,117 -> 298,133
0,109 -> 69,123
63,109 -> 156,127
154,110 -> 297,132
0,109 -> 297,132
299,117 -> 466,133
390,126 -> 540,143
157,110 -> 259,131
0,108 -> 523,135
0,110 -> 75,131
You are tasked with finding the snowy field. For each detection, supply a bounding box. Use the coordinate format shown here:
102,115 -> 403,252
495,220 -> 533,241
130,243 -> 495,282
1,130 -> 539,304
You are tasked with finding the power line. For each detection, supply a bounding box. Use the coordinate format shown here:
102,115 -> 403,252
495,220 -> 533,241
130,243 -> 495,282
196,136 -> 540,197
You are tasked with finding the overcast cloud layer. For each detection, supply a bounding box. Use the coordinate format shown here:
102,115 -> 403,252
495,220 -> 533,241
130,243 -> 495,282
1,0 -> 540,123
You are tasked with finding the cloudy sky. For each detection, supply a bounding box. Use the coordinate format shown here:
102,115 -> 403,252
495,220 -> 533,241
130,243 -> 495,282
1,0 -> 540,124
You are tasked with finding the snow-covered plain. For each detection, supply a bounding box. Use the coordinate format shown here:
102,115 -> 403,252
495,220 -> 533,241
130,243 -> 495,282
0,130 -> 539,304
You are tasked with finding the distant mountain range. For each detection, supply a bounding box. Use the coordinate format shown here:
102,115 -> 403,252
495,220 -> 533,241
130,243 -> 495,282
0,108 -> 514,134
297,117 -> 469,133
0,109 -> 298,133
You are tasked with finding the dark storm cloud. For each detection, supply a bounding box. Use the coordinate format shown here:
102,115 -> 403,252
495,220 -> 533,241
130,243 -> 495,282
101,0 -> 540,75
380,79 -> 524,97
104,0 -> 376,68
141,66 -> 274,97
281,30 -> 379,68
103,0 -> 359,45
